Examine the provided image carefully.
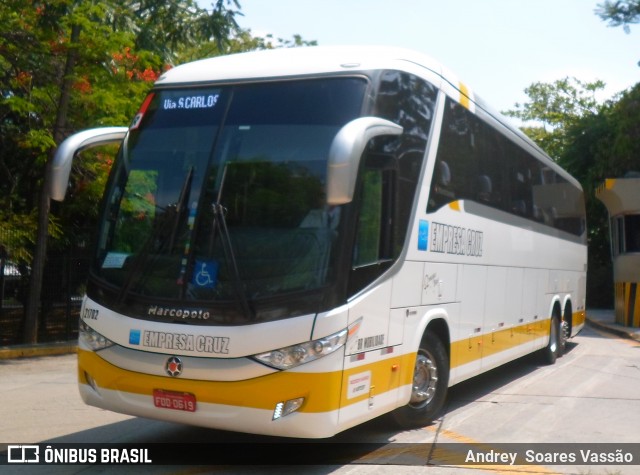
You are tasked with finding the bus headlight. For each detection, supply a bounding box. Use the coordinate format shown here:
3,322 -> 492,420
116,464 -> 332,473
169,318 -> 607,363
79,319 -> 115,351
252,327 -> 348,370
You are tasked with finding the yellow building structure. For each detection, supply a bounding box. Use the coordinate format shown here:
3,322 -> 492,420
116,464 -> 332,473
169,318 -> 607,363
596,177 -> 640,327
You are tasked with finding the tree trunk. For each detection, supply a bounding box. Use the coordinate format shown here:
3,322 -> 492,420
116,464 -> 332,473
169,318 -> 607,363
23,24 -> 81,344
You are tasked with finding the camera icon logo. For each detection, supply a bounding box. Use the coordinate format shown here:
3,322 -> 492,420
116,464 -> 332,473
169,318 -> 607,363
8,445 -> 39,463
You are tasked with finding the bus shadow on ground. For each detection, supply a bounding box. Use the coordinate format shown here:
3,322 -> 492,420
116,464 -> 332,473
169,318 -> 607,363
30,342 -> 580,472
444,340 -> 578,413
39,413 -> 425,471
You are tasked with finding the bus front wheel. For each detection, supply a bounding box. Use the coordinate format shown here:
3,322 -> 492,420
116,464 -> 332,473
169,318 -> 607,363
391,332 -> 449,428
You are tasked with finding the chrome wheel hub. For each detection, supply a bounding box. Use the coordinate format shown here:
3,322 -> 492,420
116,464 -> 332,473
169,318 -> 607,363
410,351 -> 438,407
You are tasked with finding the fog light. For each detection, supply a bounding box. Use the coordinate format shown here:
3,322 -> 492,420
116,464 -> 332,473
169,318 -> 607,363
85,371 -> 99,393
272,397 -> 305,420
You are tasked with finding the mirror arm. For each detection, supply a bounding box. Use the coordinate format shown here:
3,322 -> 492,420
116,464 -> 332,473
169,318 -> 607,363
50,127 -> 128,201
327,117 -> 403,205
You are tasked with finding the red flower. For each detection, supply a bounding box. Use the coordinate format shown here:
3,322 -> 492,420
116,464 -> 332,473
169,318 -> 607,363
72,76 -> 92,94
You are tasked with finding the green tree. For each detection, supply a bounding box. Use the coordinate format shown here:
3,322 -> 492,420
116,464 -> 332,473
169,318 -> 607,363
1,0 -> 243,343
503,77 -> 606,160
177,28 -> 317,63
596,0 -> 640,33
563,84 -> 640,307
504,78 -> 640,307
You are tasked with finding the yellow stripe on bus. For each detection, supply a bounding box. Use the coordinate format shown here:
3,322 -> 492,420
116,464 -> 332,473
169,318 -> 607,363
79,349 -> 343,412
79,315 -> 572,413
459,82 -> 471,110
451,319 -> 550,369
574,309 -> 586,327
78,349 -> 414,413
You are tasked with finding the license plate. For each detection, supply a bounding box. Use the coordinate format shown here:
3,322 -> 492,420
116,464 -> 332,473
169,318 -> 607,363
153,389 -> 197,412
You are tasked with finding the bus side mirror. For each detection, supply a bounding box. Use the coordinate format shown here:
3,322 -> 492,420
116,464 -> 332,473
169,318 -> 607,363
327,117 -> 403,205
50,127 -> 128,201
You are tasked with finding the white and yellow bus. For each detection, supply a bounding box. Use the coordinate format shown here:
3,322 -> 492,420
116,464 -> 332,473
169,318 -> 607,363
52,46 -> 587,438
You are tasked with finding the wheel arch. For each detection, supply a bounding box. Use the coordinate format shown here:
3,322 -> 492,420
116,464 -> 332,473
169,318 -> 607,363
425,317 -> 450,360
549,296 -> 563,321
390,309 -> 451,429
412,308 -> 451,358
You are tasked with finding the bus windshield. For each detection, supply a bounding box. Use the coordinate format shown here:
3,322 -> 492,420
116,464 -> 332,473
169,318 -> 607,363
93,78 -> 367,322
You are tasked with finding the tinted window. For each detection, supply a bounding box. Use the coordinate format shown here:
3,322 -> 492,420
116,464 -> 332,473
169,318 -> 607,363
428,97 -> 586,239
613,215 -> 640,255
94,78 -> 368,322
349,71 -> 437,294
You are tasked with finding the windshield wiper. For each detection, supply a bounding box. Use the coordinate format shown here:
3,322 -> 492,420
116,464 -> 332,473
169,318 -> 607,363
117,167 -> 194,304
169,166 -> 194,250
209,164 -> 255,320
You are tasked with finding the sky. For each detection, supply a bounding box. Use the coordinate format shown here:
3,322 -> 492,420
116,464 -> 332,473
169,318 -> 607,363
225,0 -> 639,114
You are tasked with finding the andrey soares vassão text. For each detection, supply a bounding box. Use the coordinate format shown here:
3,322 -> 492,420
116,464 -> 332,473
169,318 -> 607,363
464,448 -> 635,465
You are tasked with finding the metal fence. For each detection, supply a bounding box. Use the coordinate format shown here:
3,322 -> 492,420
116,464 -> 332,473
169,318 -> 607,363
1,239 -> 90,346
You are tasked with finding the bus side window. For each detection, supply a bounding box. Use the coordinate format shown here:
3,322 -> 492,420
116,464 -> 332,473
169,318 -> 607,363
428,160 -> 455,210
475,175 -> 492,203
353,168 -> 384,267
348,70 -> 438,296
427,98 -> 480,213
427,93 -> 585,241
348,164 -> 397,295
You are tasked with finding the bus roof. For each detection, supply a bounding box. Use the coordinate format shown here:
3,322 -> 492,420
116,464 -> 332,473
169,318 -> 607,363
156,45 -> 444,86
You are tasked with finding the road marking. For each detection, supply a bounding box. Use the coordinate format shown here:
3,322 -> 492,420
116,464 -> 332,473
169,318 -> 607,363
424,425 -> 561,474
590,326 -> 640,347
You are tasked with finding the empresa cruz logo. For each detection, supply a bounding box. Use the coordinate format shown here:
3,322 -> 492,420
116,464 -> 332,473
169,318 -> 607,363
418,219 -> 484,257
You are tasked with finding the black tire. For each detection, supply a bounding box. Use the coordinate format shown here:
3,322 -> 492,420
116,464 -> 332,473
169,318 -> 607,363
391,332 -> 449,428
540,311 -> 562,365
558,318 -> 568,357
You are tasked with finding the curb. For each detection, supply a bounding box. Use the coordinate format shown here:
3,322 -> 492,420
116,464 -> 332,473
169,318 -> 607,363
0,341 -> 77,360
585,318 -> 640,342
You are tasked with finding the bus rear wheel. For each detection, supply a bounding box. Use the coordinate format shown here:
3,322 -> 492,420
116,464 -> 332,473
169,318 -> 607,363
540,311 -> 563,365
391,332 -> 448,428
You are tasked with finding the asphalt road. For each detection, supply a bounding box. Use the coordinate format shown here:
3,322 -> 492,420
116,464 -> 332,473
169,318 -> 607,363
1,323 -> 639,474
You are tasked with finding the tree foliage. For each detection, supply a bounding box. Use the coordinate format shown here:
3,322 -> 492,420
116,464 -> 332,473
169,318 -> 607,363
1,0 -> 317,342
596,0 -> 640,33
503,77 -> 607,160
1,1 -> 245,259
504,78 -> 640,307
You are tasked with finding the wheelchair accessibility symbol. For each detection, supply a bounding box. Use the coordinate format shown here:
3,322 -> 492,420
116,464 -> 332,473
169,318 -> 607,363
193,260 -> 218,289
